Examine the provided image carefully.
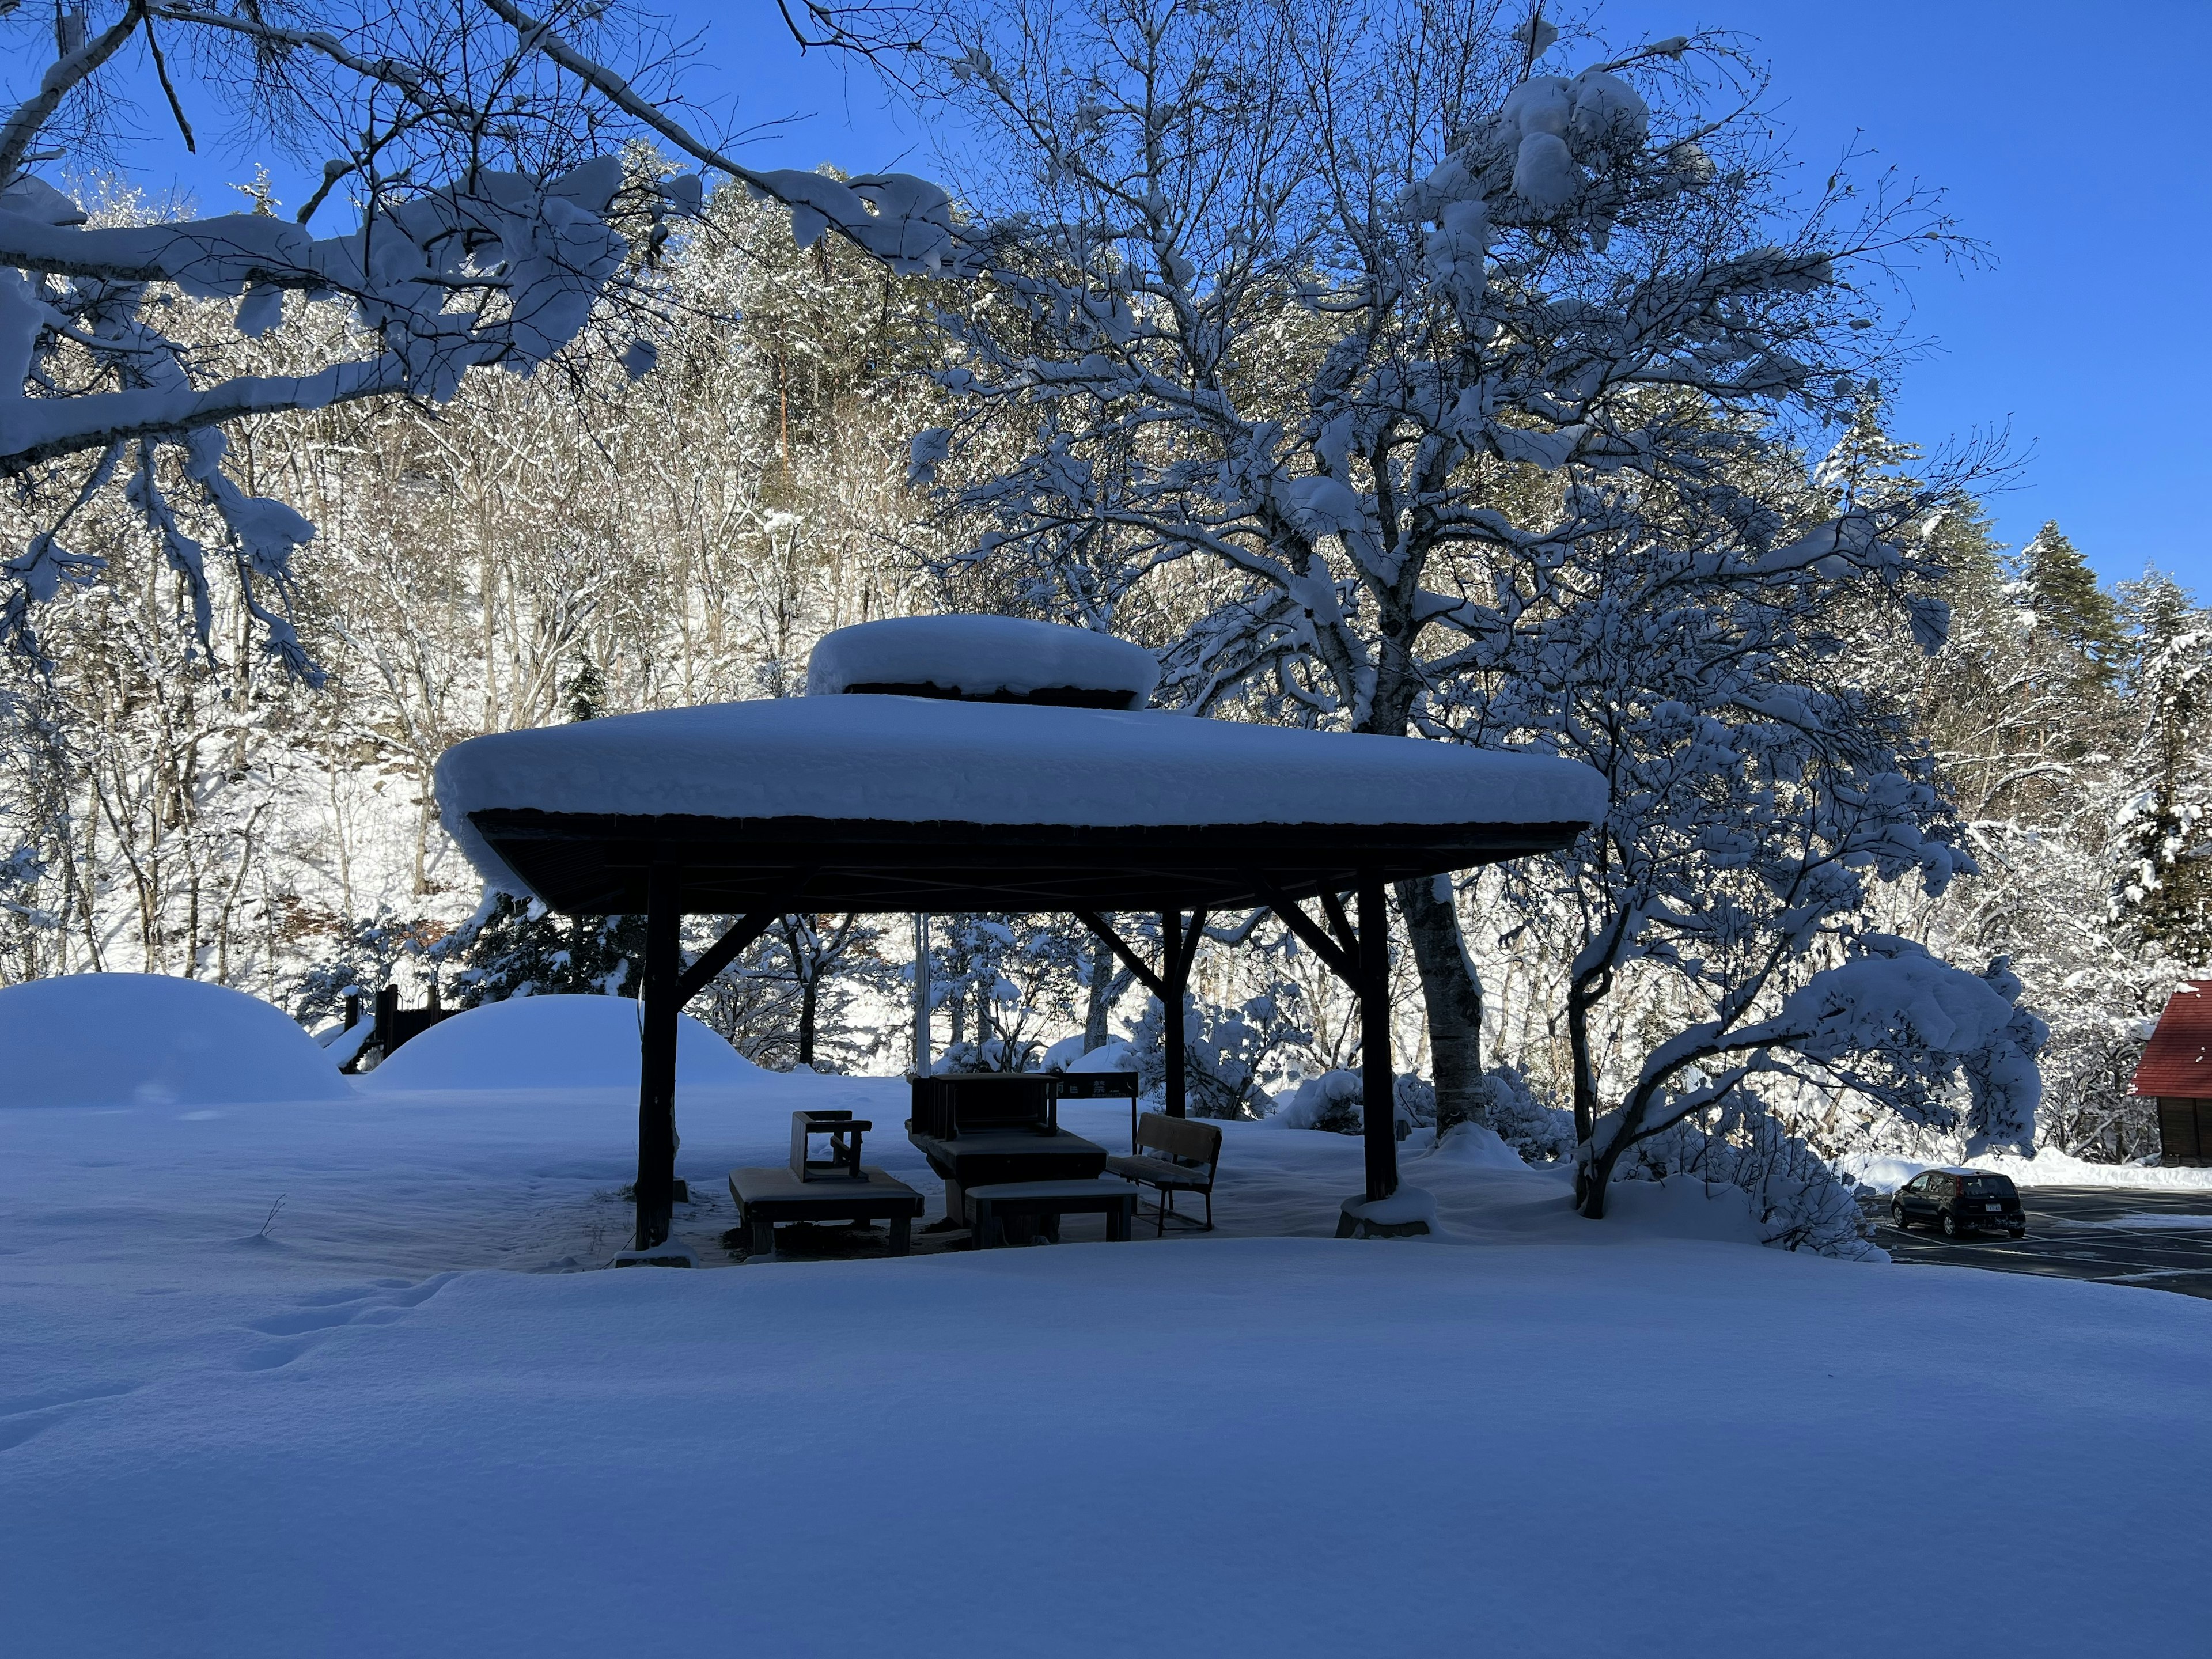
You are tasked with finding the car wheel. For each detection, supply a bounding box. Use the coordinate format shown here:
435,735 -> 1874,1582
1940,1210 -> 1961,1239
2008,1226 -> 2027,1240
1890,1203 -> 1910,1230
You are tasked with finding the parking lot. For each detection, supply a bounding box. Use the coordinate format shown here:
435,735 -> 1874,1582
1863,1185 -> 2212,1299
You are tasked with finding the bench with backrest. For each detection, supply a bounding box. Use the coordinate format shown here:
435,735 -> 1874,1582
1104,1111 -> 1221,1234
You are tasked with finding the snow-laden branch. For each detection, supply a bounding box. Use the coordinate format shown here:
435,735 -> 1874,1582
1,2 -> 972,675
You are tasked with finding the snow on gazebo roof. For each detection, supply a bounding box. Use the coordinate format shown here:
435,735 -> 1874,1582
434,616 -> 1605,915
804,615 -> 1161,709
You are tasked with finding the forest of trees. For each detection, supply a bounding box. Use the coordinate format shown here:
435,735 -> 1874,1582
5,1 -> 2206,1239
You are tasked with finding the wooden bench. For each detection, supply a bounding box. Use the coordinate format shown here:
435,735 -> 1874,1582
964,1179 -> 1139,1248
727,1165 -> 924,1259
1104,1112 -> 1221,1234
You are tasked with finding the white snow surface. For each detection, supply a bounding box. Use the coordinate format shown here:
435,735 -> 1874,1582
2,1071 -> 2207,1655
357,994 -> 757,1092
435,696 -> 1608,898
805,614 -> 1161,706
0,972 -> 353,1107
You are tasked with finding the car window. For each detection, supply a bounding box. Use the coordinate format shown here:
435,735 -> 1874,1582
1906,1175 -> 1927,1192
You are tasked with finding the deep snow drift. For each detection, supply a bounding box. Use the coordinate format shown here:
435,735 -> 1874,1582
0,972 -> 353,1108
2,1071 -> 2206,1656
358,993 -> 757,1092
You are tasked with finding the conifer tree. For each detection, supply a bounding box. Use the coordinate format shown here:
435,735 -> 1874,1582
2022,522 -> 2123,685
2112,575 -> 2212,965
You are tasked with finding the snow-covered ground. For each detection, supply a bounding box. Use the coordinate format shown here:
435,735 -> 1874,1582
5,1073 -> 2209,1656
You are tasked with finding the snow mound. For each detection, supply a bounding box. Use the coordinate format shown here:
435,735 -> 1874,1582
806,615 -> 1160,708
0,973 -> 353,1108
1042,1035 -> 1134,1073
1418,1120 -> 1533,1171
358,994 -> 759,1092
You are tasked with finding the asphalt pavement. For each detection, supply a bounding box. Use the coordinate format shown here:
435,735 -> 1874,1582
1862,1185 -> 2212,1300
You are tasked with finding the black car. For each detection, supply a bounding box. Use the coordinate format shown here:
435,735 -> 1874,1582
1891,1169 -> 2026,1239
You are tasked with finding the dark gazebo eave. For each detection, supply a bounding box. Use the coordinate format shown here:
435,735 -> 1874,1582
464,807 -> 1588,915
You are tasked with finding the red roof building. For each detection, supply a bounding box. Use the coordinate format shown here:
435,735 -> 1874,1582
2132,982 -> 2212,1164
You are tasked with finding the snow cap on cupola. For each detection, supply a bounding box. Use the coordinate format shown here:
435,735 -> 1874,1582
805,615 -> 1160,710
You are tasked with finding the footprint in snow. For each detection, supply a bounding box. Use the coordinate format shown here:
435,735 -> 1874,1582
234,1273 -> 460,1368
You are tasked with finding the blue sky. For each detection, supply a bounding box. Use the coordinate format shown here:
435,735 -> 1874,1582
76,1 -> 2210,590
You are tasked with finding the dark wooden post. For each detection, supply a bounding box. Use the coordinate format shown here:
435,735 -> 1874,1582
1358,870 -> 1396,1202
1162,909 -> 1187,1118
635,857 -> 683,1249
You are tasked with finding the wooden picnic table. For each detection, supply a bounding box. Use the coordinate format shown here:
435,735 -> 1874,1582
907,1125 -> 1109,1240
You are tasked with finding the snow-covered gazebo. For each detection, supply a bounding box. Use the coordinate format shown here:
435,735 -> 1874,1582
435,617 -> 1605,1249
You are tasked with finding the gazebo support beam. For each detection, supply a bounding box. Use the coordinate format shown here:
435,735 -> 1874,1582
636,857 -> 684,1250
1253,871 -> 1396,1200
1070,908 -> 1206,1117
675,906 -> 786,1003
1358,870 -> 1396,1203
630,896 -> 797,1250
1160,910 -> 1207,1118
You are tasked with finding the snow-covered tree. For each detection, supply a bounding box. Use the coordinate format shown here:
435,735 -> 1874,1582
2111,574 -> 2212,966
2021,521 -> 2123,689
1,0 -> 966,674
907,0 -> 1988,1144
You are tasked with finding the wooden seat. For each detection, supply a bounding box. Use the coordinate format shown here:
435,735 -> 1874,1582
1104,1112 -> 1221,1234
964,1179 -> 1139,1248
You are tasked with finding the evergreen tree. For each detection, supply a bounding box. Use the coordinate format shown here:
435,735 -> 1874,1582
2112,575 -> 2212,965
564,661 -> 608,723
2021,522 -> 2123,684
435,895 -> 647,1006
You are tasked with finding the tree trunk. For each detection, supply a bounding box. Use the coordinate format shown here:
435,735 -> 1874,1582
1395,876 -> 1482,1135
1084,934 -> 1113,1051
797,972 -> 817,1067
1363,669 -> 1488,1145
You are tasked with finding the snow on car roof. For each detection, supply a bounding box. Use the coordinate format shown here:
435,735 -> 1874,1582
805,615 -> 1160,707
434,694 -> 1607,899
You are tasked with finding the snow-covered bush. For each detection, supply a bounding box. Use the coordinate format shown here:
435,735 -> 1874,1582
1277,1069 -> 1431,1138
1472,1066 -> 1576,1164
1277,1070 -> 1365,1134
1393,1073 -> 1438,1131
430,892 -> 643,1006
1616,1102 -> 1880,1260
1130,986 -> 1308,1119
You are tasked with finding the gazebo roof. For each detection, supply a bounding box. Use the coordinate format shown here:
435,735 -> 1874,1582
435,695 -> 1605,915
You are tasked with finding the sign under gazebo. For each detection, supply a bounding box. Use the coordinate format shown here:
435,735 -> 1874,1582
434,617 -> 1604,1251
